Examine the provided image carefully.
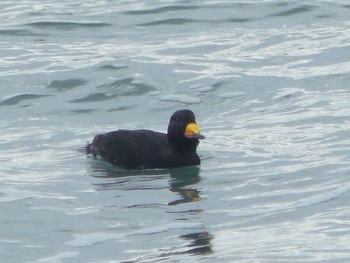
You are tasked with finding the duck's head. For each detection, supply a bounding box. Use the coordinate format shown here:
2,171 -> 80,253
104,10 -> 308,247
167,109 -> 205,145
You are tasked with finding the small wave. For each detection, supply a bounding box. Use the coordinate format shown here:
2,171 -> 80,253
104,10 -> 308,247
69,78 -> 154,103
218,92 -> 246,99
270,5 -> 316,17
65,232 -> 124,247
140,18 -> 199,27
0,188 -> 76,202
230,183 -> 350,217
71,109 -> 95,114
99,77 -> 154,96
69,93 -> 112,103
160,94 -> 202,104
26,21 -> 110,30
48,79 -> 88,91
131,222 -> 203,235
99,64 -> 128,71
0,94 -> 51,107
0,29 -> 45,37
124,5 -> 201,15
36,251 -> 79,263
66,222 -> 202,247
224,18 -> 251,23
0,239 -> 22,244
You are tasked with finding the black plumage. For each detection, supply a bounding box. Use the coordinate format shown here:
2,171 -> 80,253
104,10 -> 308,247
86,109 -> 204,169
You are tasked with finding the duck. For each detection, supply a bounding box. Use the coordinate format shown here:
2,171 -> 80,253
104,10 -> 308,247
86,109 -> 205,169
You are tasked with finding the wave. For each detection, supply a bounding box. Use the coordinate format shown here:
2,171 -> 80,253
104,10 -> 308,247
26,21 -> 110,30
0,94 -> 51,107
230,183 -> 350,217
69,78 -> 155,103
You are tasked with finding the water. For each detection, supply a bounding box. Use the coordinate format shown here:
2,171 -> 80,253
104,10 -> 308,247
1,0 -> 350,262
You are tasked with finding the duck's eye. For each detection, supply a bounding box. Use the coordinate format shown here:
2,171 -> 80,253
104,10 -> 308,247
173,118 -> 180,123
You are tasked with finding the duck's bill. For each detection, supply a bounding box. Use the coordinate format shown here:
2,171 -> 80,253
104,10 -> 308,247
185,133 -> 205,139
184,123 -> 205,139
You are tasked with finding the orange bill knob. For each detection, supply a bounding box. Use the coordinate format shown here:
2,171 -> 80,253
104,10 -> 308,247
184,123 -> 205,139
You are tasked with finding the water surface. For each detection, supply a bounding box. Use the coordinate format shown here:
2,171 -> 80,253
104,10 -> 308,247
1,0 -> 350,262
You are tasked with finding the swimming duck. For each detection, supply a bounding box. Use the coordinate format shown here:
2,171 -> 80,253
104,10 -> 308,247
86,109 -> 204,169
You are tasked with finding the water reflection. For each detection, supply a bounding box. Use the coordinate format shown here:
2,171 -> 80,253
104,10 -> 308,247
168,168 -> 214,255
87,160 -> 213,257
167,166 -> 201,206
180,232 -> 214,255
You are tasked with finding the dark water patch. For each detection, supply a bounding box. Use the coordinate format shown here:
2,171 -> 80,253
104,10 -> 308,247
0,29 -> 46,37
107,106 -> 135,112
0,94 -> 51,107
270,5 -> 315,17
69,93 -> 112,103
343,5 -> 350,9
225,18 -> 251,23
212,80 -> 230,89
140,18 -> 199,26
124,5 -> 201,15
71,109 -> 95,114
48,79 -> 88,91
26,21 -> 111,30
70,78 -> 154,103
98,77 -> 155,96
99,64 -> 128,71
315,14 -> 332,19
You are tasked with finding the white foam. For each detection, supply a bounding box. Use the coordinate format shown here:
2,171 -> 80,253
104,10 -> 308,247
218,92 -> 246,98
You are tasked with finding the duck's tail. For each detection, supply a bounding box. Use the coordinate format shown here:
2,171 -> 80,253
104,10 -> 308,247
85,143 -> 93,155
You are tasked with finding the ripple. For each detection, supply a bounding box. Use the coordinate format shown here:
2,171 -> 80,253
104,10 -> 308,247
224,18 -> 252,23
160,94 -> 202,104
124,5 -> 201,15
65,232 -> 124,247
0,94 -> 51,107
99,64 -> 128,71
69,93 -> 112,103
36,252 -> 79,263
66,222 -> 203,247
270,5 -> 316,17
0,29 -> 45,37
218,92 -> 246,99
69,78 -> 154,103
26,21 -> 111,30
48,78 -> 88,91
140,18 -> 199,26
0,188 -> 75,202
1,1 -> 350,262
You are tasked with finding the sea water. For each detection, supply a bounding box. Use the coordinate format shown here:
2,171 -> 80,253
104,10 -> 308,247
1,1 -> 350,262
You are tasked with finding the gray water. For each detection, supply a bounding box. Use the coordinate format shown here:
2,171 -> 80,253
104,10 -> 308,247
1,0 -> 350,262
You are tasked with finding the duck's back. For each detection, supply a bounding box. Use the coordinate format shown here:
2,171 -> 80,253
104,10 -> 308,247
87,129 -> 170,169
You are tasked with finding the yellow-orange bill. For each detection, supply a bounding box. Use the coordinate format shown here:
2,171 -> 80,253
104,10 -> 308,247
184,123 -> 205,139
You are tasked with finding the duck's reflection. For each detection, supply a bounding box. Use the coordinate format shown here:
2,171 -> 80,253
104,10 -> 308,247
167,166 -> 201,206
87,160 -> 213,256
167,167 -> 213,255
180,232 -> 214,255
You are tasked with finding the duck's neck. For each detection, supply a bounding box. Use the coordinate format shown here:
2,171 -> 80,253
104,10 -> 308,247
168,137 -> 199,154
